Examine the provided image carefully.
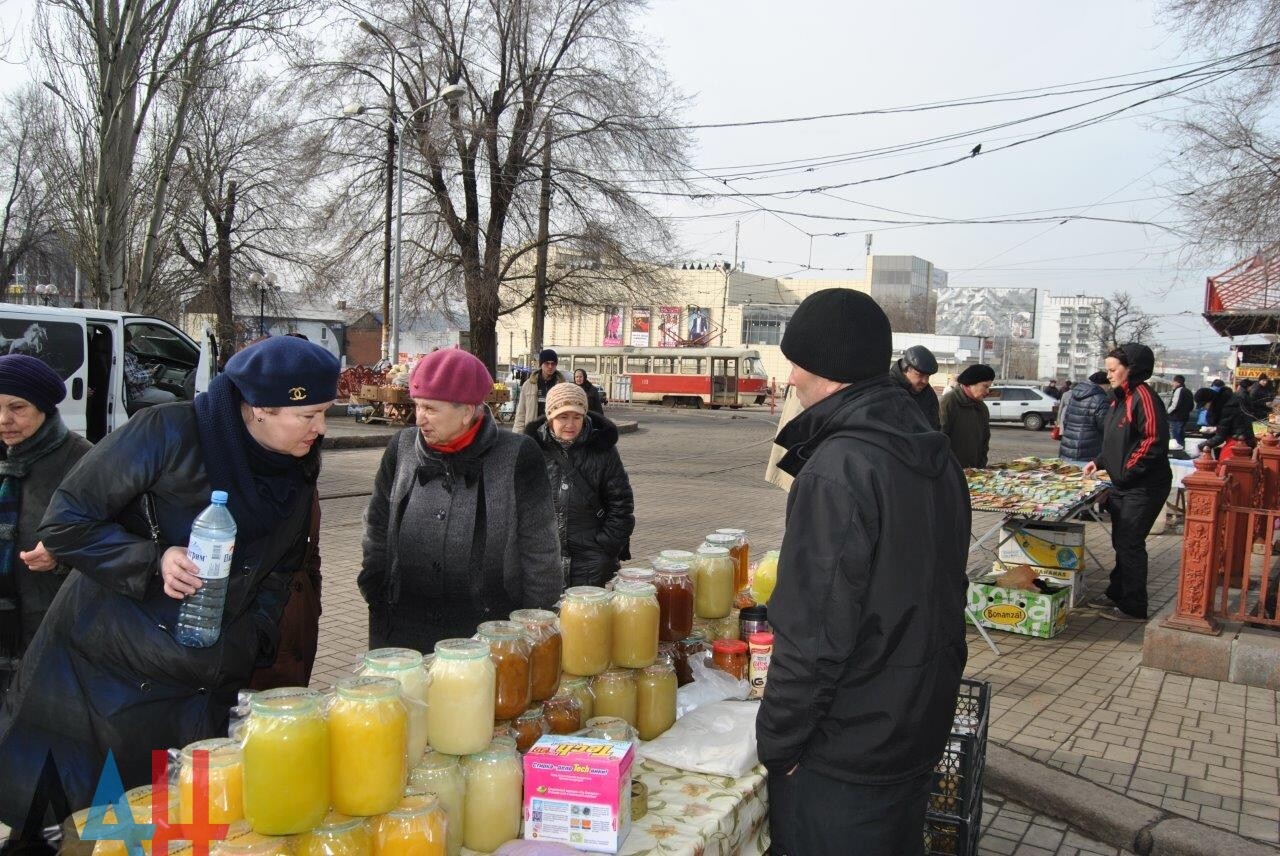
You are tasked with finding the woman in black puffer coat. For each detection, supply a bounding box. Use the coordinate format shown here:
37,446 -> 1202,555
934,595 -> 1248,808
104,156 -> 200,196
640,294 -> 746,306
526,383 -> 634,587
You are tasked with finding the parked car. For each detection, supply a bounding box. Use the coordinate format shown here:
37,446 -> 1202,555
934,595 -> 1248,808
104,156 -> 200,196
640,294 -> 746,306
985,383 -> 1059,431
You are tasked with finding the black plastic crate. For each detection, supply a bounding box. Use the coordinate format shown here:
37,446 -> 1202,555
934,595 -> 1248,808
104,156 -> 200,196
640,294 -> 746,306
924,798 -> 983,856
927,679 -> 991,821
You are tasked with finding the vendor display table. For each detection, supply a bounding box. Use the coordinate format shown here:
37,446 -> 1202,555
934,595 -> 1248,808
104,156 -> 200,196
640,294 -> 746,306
965,459 -> 1111,656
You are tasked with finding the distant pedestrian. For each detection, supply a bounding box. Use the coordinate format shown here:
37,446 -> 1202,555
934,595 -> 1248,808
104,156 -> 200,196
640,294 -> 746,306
574,368 -> 605,414
1249,374 -> 1274,420
1167,375 -> 1192,447
526,384 -> 634,586
1196,386 -> 1256,461
940,364 -> 994,468
1057,370 -> 1109,466
1084,344 -> 1171,623
1042,379 -> 1062,400
890,345 -> 941,429
513,349 -> 564,433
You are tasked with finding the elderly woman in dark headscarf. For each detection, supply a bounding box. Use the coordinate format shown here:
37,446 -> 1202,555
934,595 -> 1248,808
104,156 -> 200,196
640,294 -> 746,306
0,355 -> 92,674
0,336 -> 338,833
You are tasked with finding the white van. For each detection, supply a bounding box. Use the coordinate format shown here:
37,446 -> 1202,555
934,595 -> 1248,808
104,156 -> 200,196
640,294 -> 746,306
0,303 -> 213,442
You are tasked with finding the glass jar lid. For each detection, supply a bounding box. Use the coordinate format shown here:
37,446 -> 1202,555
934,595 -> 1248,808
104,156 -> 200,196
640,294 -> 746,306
561,674 -> 591,689
696,545 -> 730,557
510,608 -> 557,626
616,567 -> 656,583
310,811 -> 366,834
212,823 -> 290,855
563,585 -> 611,603
642,660 -> 674,676
387,789 -> 441,818
363,647 -> 425,672
652,559 -> 691,573
658,549 -> 696,562
412,750 -> 462,778
654,564 -> 690,578
467,741 -> 520,763
179,737 -> 241,767
614,581 -> 657,598
516,705 -> 546,722
249,687 -> 322,715
476,620 -> 527,641
434,638 -> 491,660
715,528 -> 746,538
336,675 -> 401,700
704,533 -> 738,547
596,668 -> 635,682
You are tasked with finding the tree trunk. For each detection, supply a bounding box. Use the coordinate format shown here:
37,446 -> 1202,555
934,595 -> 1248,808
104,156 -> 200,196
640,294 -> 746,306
214,180 -> 238,357
530,123 -> 552,354
465,266 -> 500,375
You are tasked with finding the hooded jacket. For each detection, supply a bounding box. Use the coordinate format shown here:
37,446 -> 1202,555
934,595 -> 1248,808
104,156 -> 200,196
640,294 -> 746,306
757,376 -> 969,785
1095,344 -> 1171,490
890,361 -> 941,430
1202,390 -> 1258,453
525,413 -> 635,586
1057,381 -> 1109,462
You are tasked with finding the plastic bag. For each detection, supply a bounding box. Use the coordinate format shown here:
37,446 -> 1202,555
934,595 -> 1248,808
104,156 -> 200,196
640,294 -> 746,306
675,654 -> 748,718
637,699 -> 761,778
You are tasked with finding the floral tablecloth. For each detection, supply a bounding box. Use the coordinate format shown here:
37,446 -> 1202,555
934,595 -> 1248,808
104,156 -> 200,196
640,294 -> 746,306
621,759 -> 770,856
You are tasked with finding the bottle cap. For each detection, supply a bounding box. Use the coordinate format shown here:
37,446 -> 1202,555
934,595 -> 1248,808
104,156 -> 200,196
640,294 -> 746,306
740,605 -> 768,620
748,632 -> 774,646
712,639 -> 748,654
211,490 -> 229,504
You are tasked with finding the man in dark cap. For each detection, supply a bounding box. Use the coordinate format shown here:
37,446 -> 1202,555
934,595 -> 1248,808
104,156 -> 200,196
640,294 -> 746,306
940,364 -> 994,468
891,345 -> 941,429
513,348 -> 565,433
758,288 -> 968,855
1084,344 -> 1171,622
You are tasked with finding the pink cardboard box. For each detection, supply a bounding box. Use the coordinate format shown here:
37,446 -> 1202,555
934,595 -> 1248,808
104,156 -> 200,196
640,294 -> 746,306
523,735 -> 634,853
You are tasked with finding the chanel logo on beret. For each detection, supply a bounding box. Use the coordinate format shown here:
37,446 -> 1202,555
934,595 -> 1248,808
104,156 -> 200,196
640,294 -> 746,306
288,386 -> 307,401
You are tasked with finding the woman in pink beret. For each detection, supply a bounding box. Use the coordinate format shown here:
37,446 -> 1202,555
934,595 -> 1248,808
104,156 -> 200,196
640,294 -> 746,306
359,349 -> 562,651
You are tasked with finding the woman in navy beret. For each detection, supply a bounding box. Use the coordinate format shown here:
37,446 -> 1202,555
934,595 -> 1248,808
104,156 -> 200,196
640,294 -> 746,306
0,336 -> 339,833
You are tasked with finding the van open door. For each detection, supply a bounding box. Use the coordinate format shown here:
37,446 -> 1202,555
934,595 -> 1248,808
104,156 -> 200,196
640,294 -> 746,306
0,313 -> 89,436
194,325 -> 217,394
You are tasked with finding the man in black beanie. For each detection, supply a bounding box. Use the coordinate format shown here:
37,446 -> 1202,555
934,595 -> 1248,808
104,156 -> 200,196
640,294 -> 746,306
759,288 -> 969,856
513,348 -> 564,432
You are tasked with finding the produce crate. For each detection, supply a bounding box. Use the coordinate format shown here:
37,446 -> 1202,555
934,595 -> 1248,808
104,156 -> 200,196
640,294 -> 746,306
382,385 -> 411,405
923,679 -> 990,856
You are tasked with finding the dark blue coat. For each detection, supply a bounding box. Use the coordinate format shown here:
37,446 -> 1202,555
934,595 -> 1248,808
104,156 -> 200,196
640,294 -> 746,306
0,404 -> 310,830
1057,382 -> 1109,462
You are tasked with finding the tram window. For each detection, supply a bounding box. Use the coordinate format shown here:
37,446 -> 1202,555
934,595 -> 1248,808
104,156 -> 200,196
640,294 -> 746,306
725,360 -> 738,376
652,357 -> 676,374
575,356 -> 598,373
626,356 -> 651,373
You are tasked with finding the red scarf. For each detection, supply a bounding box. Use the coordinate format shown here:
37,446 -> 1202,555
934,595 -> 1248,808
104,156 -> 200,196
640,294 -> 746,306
426,417 -> 483,454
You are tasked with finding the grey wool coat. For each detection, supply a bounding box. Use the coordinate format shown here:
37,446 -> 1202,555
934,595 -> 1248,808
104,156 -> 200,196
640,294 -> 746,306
359,409 -> 562,652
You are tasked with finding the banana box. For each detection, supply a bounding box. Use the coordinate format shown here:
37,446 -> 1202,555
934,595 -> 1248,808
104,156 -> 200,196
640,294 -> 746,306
966,575 -> 1071,639
997,521 -> 1085,570
990,562 -> 1084,607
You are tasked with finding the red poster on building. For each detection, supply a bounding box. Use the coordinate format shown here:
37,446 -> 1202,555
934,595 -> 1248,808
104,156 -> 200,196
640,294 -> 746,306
658,306 -> 681,347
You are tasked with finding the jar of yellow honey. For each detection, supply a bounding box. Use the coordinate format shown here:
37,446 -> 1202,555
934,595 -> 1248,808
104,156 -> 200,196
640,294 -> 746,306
177,737 -> 243,825
242,687 -> 330,835
329,676 -> 408,817
373,790 -> 448,856
611,581 -> 659,669
462,744 -> 523,853
408,751 -> 466,856
590,668 -> 638,726
294,811 -> 373,856
426,639 -> 495,756
559,586 -> 612,676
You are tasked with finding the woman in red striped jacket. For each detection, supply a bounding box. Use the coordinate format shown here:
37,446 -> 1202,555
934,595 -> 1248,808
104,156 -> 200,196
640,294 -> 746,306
1083,343 -> 1172,622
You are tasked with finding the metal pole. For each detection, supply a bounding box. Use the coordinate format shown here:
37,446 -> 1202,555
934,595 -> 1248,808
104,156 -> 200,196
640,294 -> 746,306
381,51 -> 396,362
392,111 -> 407,364
259,286 -> 266,335
531,120 -> 552,353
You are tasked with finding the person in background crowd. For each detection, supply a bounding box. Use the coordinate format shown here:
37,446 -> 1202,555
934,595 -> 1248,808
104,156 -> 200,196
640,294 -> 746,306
513,349 -> 565,432
574,368 -> 605,414
1167,375 -> 1193,447
1042,379 -> 1062,400
526,384 -> 634,586
1057,370 -> 1110,467
940,364 -> 994,468
123,328 -> 178,409
1249,374 -> 1274,420
0,337 -> 337,832
360,348 -> 561,654
1084,344 -> 1171,623
0,356 -> 92,686
1195,385 -> 1257,460
890,345 -> 941,429
760,288 -> 968,855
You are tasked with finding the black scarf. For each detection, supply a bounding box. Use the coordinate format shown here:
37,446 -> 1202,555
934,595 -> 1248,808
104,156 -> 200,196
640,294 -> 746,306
193,374 -> 321,541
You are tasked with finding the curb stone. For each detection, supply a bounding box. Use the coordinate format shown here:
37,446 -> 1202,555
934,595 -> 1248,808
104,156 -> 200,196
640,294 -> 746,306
986,744 -> 1275,855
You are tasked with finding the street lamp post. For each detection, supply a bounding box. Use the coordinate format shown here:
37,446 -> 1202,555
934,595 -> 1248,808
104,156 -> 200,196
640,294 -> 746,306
392,83 -> 465,363
35,284 -> 58,306
251,272 -> 278,336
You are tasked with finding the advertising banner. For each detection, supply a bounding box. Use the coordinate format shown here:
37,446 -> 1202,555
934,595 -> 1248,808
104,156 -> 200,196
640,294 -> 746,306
630,307 -> 651,347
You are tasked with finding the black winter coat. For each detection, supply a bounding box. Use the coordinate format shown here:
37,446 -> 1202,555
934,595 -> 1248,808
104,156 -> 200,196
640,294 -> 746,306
757,377 -> 969,785
0,404 -> 310,829
525,414 -> 635,587
890,361 -> 941,430
939,385 -> 990,468
578,381 -> 605,414
1057,382 -> 1109,462
1095,374 -> 1171,490
1203,391 -> 1258,453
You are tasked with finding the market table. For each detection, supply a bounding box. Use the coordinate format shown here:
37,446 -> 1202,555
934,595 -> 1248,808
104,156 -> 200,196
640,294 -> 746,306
965,459 -> 1111,656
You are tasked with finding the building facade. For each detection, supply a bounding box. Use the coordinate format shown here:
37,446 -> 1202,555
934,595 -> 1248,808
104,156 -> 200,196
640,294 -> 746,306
1036,295 -> 1107,381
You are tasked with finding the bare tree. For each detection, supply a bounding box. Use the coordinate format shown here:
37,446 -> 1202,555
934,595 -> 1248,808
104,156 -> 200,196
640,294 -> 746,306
1097,292 -> 1157,351
0,87 -> 59,291
35,0 -> 307,311
310,0 -> 691,372
168,68 -> 322,352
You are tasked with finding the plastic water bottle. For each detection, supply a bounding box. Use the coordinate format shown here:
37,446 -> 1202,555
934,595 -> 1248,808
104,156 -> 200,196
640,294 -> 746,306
174,490 -> 237,648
